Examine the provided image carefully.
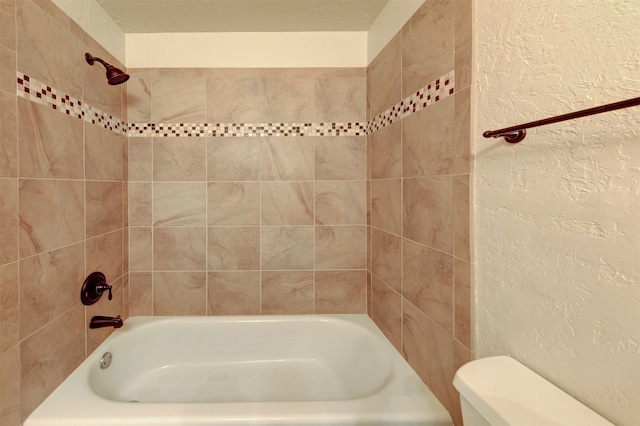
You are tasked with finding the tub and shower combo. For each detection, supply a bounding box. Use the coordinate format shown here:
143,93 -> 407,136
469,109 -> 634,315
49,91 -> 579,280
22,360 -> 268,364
25,314 -> 453,426
27,273 -> 616,426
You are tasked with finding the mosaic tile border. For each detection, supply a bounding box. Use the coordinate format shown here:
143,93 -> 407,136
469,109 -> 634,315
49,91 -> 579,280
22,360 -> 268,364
16,72 -> 128,135
16,70 -> 454,138
368,70 -> 455,133
127,122 -> 368,138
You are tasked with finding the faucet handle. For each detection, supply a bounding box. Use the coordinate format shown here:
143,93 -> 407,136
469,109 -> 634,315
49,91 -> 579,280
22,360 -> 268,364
81,272 -> 113,305
96,283 -> 113,300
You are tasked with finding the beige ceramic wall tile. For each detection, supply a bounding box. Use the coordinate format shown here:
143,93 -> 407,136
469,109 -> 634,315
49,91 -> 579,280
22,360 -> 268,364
0,0 -> 16,50
206,76 -> 271,123
153,272 -> 206,315
454,258 -> 471,349
403,176 -> 453,254
315,270 -> 367,314
18,242 -> 84,338
207,182 -> 260,226
154,227 -> 206,271
43,24 -> 82,100
121,271 -> 130,320
260,227 -> 314,270
152,182 -> 206,226
0,179 -> 18,265
261,137 -> 314,181
366,272 -> 372,314
261,270 -> 314,314
370,276 -> 401,351
314,68 -> 366,122
402,301 -> 433,386
129,272 -> 152,315
0,262 -> 19,353
401,0 -> 454,97
128,182 -> 152,226
402,301 -> 465,424
0,92 -> 17,177
315,136 -> 366,180
122,223 -> 129,272
261,181 -> 314,225
127,77 -> 151,122
403,239 -> 454,332
129,227 -> 152,271
151,78 -> 206,123
260,69 -> 315,122
156,68 -> 213,78
454,0 -> 472,49
371,178 -> 402,235
455,40 -> 472,91
18,98 -> 83,179
128,138 -> 153,181
20,304 -> 84,420
315,226 -> 367,270
16,0 -> 48,87
86,181 -> 122,238
453,88 -> 471,175
315,180 -> 366,225
370,121 -> 401,179
19,179 -> 84,257
207,227 -> 260,270
84,124 -> 124,181
0,345 -> 20,426
208,271 -> 260,315
127,68 -> 155,79
122,181 -> 129,228
453,175 -> 470,261
367,33 -> 401,118
17,0 -> 83,100
153,138 -> 206,181
207,137 -> 260,181
86,230 -> 123,281
402,96 -> 454,177
0,44 -> 15,95
30,1 -> 69,45
371,228 -> 402,293
367,215 -> 372,271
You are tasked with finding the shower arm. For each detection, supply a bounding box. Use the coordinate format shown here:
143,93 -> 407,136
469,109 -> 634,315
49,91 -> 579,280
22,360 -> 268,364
85,53 -> 109,68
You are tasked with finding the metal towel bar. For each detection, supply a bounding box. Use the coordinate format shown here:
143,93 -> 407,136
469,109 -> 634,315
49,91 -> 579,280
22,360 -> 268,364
483,96 -> 640,143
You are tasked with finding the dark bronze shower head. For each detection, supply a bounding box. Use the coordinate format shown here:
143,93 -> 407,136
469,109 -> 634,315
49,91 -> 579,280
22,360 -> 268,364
85,52 -> 129,85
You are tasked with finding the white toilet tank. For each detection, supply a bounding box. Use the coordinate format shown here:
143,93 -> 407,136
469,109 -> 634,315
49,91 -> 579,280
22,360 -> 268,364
453,356 -> 614,426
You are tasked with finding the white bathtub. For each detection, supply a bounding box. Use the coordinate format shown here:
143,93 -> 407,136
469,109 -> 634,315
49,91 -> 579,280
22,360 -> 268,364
24,314 -> 452,426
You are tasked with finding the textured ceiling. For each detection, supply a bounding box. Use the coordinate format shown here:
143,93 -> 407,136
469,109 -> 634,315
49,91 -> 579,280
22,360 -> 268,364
96,0 -> 390,33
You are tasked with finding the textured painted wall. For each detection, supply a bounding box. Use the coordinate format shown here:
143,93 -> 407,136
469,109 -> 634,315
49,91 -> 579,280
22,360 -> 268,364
475,1 -> 640,425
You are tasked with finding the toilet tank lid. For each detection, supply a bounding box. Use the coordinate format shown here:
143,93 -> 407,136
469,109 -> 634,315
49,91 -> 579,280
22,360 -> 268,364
453,356 -> 614,426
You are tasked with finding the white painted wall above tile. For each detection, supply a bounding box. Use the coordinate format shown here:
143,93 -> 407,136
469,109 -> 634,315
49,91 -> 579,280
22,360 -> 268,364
125,32 -> 368,68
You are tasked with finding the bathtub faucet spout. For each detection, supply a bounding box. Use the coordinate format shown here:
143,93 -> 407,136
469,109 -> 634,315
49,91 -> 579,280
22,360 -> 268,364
90,315 -> 123,329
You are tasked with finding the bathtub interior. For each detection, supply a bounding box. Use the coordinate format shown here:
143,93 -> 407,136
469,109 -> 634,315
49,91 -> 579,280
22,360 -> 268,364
24,314 -> 454,426
89,316 -> 393,403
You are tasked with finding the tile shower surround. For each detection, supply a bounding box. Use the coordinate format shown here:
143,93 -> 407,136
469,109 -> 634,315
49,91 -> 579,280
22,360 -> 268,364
13,65 -> 464,420
16,70 -> 455,138
14,66 -> 459,318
